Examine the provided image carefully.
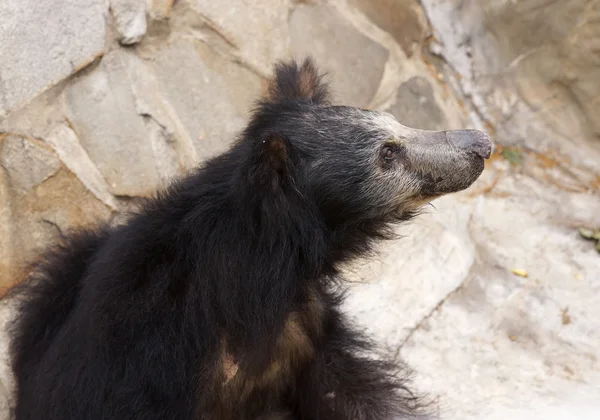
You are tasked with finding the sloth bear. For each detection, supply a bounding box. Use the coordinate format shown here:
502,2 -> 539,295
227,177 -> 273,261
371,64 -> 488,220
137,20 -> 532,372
6,58 -> 491,419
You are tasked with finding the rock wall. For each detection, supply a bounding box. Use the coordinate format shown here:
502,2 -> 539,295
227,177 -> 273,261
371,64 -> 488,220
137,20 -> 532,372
1,0 -> 599,418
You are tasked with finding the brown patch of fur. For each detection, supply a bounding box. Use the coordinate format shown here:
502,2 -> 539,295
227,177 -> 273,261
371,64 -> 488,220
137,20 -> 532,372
266,136 -> 288,173
301,286 -> 326,337
266,58 -> 329,104
226,312 -> 316,394
210,288 -> 326,417
222,350 -> 239,384
296,60 -> 321,99
273,312 -> 315,368
274,286 -> 326,375
254,411 -> 294,420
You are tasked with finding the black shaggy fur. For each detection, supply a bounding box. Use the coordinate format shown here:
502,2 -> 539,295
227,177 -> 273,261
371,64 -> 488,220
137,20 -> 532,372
5,58 -> 433,419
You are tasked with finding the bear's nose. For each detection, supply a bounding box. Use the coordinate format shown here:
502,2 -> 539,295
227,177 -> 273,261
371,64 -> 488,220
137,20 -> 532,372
445,129 -> 493,159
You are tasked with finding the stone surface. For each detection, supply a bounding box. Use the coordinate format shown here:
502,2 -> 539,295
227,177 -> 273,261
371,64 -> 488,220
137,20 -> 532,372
150,39 -> 263,163
0,302 -> 15,413
110,0 -> 148,45
183,0 -> 292,75
149,0 -> 175,20
483,0 -> 600,139
289,2 -> 389,108
345,157 -> 600,418
117,50 -> 199,172
388,76 -> 448,130
0,135 -> 60,194
348,0 -> 427,56
0,164 -> 14,293
0,135 -> 111,292
420,0 -> 600,175
45,124 -> 119,210
403,187 -> 600,418
343,195 -> 476,348
0,0 -> 106,117
65,50 -> 165,197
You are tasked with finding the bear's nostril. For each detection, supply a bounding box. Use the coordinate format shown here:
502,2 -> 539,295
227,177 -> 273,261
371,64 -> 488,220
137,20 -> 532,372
470,142 -> 492,159
445,129 -> 492,159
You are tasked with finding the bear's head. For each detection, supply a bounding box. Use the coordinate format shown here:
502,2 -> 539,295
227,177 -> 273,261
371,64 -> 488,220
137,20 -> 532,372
238,58 -> 491,252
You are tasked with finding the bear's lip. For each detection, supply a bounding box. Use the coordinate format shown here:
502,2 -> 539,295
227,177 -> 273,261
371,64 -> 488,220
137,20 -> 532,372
406,158 -> 484,208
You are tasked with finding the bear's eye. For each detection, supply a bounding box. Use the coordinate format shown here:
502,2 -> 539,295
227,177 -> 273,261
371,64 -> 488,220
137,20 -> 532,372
381,146 -> 396,161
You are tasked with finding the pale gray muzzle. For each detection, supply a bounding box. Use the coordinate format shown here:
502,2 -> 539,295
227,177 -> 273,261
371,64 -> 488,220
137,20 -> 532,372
400,127 -> 493,194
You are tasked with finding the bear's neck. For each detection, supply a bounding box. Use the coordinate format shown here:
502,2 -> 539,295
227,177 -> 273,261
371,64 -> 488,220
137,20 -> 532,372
164,154 -> 329,351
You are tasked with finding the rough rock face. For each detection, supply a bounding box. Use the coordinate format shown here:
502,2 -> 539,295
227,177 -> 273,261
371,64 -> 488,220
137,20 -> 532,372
1,0 -> 599,418
110,0 -> 148,45
289,2 -> 389,107
0,0 -> 106,117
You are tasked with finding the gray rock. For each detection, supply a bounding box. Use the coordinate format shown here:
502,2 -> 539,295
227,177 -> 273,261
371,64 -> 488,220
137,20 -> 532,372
144,116 -> 181,183
345,160 -> 600,418
0,135 -> 60,194
0,134 -> 112,292
343,194 -> 476,347
65,50 -> 163,197
348,0 -> 427,56
45,124 -> 119,210
0,304 -> 13,412
117,51 -> 198,173
3,167 -> 112,284
0,166 -> 15,292
420,0 -> 600,175
150,39 -> 263,163
477,0 -> 600,140
388,76 -> 447,130
0,0 -> 106,117
149,0 -> 174,20
110,0 -> 148,45
184,0 -> 291,75
289,2 -> 389,107
402,178 -> 600,418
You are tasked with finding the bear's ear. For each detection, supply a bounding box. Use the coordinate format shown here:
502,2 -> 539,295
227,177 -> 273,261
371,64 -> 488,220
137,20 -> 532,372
266,57 -> 331,105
